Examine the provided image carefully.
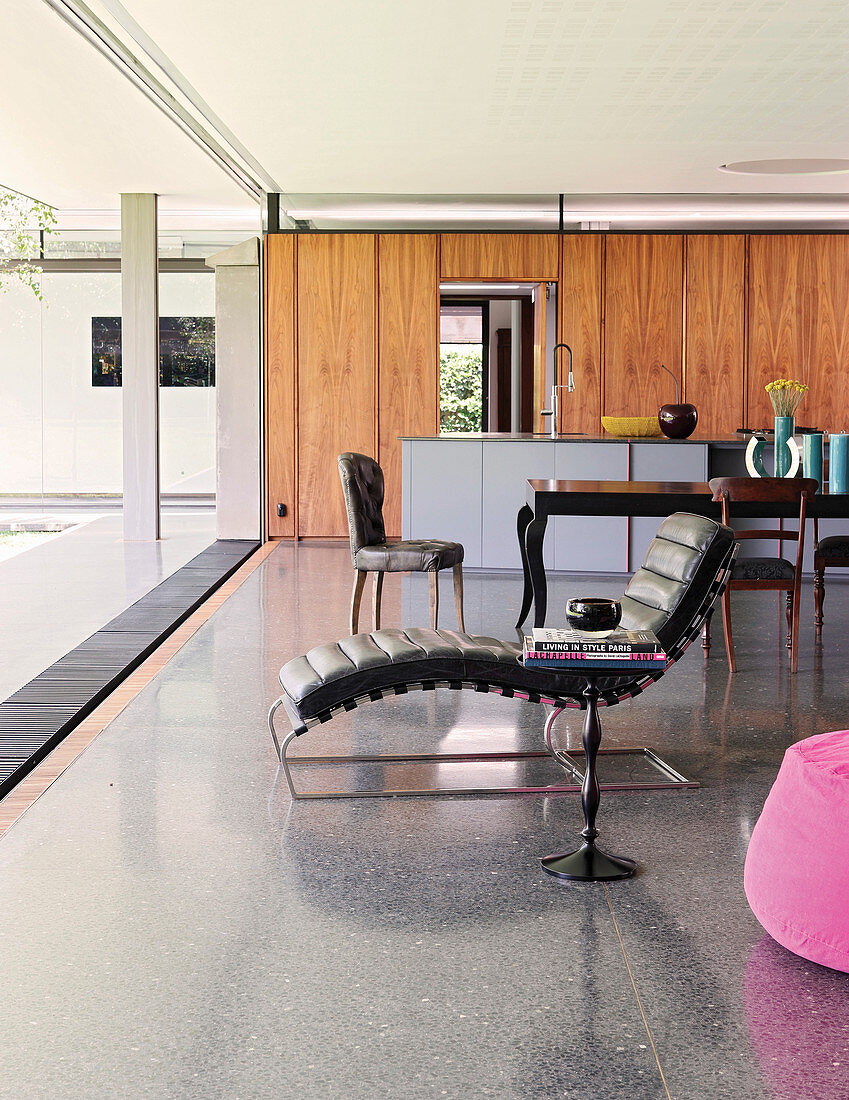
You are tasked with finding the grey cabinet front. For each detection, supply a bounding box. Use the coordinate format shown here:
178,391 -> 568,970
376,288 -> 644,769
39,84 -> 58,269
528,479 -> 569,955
482,442 -> 555,569
553,443 -> 628,572
403,437 -> 750,577
405,440 -> 483,567
628,443 -> 708,569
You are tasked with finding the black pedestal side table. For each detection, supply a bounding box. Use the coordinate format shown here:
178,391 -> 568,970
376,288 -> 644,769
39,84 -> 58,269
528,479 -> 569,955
541,675 -> 637,883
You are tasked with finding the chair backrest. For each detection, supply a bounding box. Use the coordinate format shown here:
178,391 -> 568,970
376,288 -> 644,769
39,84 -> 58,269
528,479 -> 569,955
708,476 -> 817,575
338,453 -> 386,561
620,512 -> 736,657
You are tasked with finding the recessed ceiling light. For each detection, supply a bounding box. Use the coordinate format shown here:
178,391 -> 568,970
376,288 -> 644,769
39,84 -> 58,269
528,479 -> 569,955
719,159 -> 849,176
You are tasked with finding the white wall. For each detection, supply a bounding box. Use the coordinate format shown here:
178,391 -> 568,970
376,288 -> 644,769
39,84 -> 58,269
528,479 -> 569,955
159,272 -> 215,494
0,269 -> 215,495
0,278 -> 43,494
206,239 -> 261,540
41,271 -> 123,493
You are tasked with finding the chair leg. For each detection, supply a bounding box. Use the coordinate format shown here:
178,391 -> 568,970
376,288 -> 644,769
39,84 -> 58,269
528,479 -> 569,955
350,571 -> 367,635
701,607 -> 713,655
814,566 -> 825,633
721,588 -> 736,673
791,584 -> 802,674
453,564 -> 465,632
428,570 -> 439,629
372,571 -> 384,631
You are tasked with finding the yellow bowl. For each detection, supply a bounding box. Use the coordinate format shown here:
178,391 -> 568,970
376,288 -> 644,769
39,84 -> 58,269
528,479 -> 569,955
601,415 -> 663,438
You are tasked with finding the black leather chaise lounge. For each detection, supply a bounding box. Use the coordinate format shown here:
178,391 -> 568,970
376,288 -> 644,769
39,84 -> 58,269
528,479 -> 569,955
270,512 -> 735,797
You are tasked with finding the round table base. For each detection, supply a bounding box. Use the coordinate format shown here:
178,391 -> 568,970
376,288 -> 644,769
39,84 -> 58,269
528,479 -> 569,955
541,841 -> 636,882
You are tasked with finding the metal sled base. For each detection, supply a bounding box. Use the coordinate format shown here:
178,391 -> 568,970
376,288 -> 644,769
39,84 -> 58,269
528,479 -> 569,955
270,699 -> 699,801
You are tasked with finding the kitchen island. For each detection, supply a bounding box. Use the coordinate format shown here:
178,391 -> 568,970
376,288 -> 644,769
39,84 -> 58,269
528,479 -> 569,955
400,432 -> 829,573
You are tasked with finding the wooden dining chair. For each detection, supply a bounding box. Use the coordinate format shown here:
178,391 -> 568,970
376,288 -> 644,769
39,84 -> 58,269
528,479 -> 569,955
338,452 -> 465,635
708,477 -> 818,673
812,517 -> 849,634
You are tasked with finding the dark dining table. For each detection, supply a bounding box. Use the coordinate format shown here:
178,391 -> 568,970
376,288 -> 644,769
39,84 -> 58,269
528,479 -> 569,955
516,478 -> 849,629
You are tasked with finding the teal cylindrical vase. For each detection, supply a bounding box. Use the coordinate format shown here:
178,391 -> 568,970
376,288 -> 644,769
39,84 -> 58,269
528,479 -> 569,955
774,416 -> 795,477
829,433 -> 849,494
803,432 -> 824,492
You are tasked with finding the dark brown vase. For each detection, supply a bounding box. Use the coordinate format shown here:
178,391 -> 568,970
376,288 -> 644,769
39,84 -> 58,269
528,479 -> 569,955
659,403 -> 698,439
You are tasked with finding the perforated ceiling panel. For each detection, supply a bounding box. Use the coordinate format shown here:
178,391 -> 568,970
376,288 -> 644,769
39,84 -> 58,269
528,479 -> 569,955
4,0 -> 849,204
108,0 -> 849,194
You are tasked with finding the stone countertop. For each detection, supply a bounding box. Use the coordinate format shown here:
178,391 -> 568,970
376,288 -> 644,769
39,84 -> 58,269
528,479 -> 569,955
400,432 -> 753,444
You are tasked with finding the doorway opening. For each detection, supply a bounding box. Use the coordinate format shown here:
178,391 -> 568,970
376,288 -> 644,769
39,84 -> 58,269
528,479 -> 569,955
438,299 -> 488,432
438,282 -> 556,434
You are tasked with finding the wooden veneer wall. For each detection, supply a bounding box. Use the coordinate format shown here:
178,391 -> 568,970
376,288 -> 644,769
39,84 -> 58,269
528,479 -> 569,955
265,232 -> 554,538
265,231 -> 849,539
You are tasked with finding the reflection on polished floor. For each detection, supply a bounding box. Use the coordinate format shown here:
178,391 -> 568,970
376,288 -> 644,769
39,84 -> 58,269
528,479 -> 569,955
0,512 -> 216,702
0,541 -> 847,1099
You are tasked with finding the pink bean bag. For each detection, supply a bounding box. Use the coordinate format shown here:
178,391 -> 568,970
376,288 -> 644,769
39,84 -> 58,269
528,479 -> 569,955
744,729 -> 849,973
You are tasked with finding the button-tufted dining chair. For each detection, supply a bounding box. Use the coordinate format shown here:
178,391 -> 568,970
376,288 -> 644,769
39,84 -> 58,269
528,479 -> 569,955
338,452 -> 465,635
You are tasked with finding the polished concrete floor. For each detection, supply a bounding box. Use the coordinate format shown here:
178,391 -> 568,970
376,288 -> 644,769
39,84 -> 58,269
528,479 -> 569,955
0,541 -> 847,1099
0,512 -> 216,702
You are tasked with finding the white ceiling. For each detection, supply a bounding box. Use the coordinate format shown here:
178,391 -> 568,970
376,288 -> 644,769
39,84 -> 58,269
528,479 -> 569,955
4,0 -> 849,224
114,0 -> 849,194
0,0 -> 256,215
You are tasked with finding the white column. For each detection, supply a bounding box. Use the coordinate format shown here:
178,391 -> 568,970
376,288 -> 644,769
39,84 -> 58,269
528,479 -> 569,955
205,238 -> 261,540
121,193 -> 160,540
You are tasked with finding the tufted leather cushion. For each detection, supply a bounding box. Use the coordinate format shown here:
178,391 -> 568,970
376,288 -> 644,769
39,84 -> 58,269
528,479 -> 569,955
732,557 -> 794,582
277,513 -> 735,727
338,453 -> 386,564
279,627 -> 635,722
816,536 -> 849,562
355,539 -> 464,573
619,512 -> 735,650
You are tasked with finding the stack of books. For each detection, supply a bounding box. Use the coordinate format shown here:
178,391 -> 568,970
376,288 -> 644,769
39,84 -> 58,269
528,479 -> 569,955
522,627 -> 667,671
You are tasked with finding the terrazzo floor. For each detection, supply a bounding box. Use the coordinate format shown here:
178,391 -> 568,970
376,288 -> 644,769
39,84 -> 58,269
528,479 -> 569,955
0,540 -> 847,1099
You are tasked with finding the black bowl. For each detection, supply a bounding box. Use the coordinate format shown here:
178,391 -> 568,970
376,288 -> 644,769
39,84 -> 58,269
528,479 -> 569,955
565,597 -> 622,638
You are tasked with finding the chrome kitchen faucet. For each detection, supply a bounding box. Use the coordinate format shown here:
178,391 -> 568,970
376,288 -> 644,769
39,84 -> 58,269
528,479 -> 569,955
541,342 -> 575,437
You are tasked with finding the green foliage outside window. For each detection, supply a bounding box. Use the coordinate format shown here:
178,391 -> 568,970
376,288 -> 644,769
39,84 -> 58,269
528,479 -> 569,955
0,187 -> 56,300
439,348 -> 483,433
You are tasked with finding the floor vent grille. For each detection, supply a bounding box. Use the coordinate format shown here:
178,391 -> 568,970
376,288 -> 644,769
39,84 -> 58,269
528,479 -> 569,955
0,539 -> 259,799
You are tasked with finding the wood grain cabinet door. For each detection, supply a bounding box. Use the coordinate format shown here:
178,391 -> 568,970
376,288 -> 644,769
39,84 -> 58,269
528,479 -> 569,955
378,234 -> 438,537
297,234 -> 376,537
748,235 -> 849,431
603,235 -> 683,418
265,234 -> 296,537
560,234 -> 602,435
440,233 -> 559,281
685,234 -> 745,438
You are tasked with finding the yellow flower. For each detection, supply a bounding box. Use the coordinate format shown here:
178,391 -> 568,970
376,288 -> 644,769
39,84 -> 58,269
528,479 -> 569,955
765,377 -> 808,415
